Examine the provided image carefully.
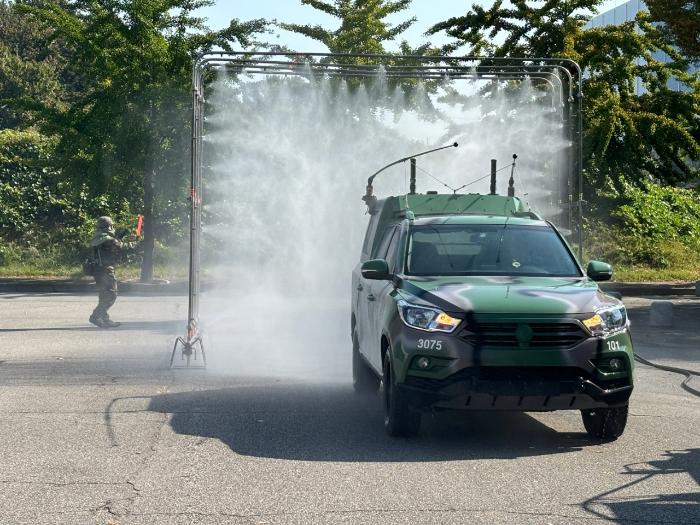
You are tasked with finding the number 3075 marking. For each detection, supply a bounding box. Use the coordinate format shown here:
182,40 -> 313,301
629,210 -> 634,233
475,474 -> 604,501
417,339 -> 443,351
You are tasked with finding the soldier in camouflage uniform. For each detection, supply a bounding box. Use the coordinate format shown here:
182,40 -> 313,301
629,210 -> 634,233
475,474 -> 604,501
89,216 -> 137,328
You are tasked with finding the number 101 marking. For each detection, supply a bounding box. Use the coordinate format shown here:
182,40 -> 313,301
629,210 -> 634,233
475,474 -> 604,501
417,339 -> 443,350
607,340 -> 621,351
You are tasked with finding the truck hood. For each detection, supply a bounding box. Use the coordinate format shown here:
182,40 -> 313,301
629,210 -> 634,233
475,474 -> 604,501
397,275 -> 618,316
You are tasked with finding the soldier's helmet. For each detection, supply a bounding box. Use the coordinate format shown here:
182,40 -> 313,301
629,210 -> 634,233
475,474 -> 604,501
96,216 -> 114,231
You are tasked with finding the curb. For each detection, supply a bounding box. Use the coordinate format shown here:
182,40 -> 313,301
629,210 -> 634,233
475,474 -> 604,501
600,282 -> 696,297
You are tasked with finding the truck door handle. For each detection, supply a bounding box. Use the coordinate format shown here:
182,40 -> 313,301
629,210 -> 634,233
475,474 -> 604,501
357,284 -> 363,291
367,294 -> 375,302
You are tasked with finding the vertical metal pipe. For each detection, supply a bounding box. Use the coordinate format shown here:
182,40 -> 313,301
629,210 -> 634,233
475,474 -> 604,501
409,158 -> 416,194
187,64 -> 203,343
194,75 -> 203,336
187,87 -> 197,342
490,159 -> 497,195
577,83 -> 584,262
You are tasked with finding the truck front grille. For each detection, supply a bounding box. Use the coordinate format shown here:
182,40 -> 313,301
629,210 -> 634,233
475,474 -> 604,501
405,366 -> 587,392
459,322 -> 587,349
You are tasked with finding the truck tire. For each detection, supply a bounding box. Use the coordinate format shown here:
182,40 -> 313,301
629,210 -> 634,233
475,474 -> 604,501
383,351 -> 420,437
353,331 -> 379,395
581,405 -> 628,440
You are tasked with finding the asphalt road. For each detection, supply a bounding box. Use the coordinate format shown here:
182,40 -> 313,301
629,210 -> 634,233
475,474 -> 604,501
0,293 -> 698,524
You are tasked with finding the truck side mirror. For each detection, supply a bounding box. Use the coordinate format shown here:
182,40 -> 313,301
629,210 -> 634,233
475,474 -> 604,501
587,261 -> 613,282
361,259 -> 390,280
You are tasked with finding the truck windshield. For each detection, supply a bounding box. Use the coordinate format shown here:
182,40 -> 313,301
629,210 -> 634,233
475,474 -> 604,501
406,224 -> 581,277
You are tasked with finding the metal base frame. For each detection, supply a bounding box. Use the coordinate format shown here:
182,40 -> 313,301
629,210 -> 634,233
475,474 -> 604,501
172,52 -> 584,367
170,335 -> 206,369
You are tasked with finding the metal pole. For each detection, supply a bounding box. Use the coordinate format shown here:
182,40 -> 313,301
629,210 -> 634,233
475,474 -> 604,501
186,85 -> 198,341
577,83 -> 584,261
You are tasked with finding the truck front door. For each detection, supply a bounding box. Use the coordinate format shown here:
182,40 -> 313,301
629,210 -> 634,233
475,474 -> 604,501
364,225 -> 399,371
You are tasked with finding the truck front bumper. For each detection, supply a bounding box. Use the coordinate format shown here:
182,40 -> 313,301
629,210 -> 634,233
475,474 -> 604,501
392,323 -> 634,412
399,371 -> 632,411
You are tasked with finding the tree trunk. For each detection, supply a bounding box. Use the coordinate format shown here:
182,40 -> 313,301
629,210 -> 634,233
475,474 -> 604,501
140,168 -> 155,283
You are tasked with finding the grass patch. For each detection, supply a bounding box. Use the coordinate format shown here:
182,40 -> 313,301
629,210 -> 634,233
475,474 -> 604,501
613,267 -> 700,282
0,263 -> 188,280
0,239 -> 189,280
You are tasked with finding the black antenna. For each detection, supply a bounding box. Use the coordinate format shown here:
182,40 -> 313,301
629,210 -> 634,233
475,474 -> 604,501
409,158 -> 416,195
362,143 -> 459,211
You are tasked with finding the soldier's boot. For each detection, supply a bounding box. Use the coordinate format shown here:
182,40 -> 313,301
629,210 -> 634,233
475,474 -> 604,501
101,318 -> 121,328
89,315 -> 105,328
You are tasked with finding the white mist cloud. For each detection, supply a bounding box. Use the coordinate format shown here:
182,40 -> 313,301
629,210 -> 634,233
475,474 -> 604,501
197,68 -> 567,379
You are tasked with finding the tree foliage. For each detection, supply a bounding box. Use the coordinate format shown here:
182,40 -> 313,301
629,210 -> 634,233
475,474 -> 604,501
427,0 -> 700,191
15,0 -> 267,280
0,1 -> 69,128
646,0 -> 700,62
280,0 -> 416,58
429,0 -> 599,57
1,0 -> 699,278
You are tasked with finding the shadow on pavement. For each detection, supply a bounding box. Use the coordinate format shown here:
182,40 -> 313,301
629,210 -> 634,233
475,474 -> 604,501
146,382 -> 597,462
0,320 -> 183,335
581,448 -> 700,523
0,326 -> 98,333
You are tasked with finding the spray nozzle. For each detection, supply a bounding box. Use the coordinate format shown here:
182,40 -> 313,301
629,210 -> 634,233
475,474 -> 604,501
508,154 -> 518,197
362,184 -> 378,214
362,142 -> 460,211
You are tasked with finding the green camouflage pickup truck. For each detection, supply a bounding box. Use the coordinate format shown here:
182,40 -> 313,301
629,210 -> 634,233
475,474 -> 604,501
351,193 -> 633,439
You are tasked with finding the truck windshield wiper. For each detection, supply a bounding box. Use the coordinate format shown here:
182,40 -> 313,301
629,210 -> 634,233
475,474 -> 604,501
495,217 -> 510,264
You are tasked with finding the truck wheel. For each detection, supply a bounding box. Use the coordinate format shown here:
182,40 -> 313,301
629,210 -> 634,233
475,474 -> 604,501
581,405 -> 628,440
382,351 -> 420,437
353,331 -> 379,395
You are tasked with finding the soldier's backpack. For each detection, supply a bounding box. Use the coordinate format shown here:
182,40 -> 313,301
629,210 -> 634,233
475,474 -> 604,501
82,248 -> 102,277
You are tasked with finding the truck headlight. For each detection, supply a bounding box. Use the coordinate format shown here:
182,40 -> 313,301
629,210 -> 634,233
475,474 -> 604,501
582,305 -> 628,336
397,300 -> 461,333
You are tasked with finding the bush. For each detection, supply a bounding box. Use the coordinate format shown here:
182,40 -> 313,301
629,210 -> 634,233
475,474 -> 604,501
0,129 -> 145,267
586,183 -> 700,276
0,128 -> 59,239
612,183 -> 700,244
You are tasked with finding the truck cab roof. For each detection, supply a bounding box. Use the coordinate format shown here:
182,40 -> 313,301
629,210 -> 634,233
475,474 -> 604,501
369,193 -> 539,221
362,192 -> 543,260
410,215 -> 548,227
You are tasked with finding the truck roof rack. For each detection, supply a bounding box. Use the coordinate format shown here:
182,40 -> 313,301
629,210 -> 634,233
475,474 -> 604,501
390,193 -> 532,219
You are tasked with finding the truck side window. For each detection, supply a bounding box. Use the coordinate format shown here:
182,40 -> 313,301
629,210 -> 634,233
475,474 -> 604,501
385,228 -> 401,273
361,214 -> 379,259
372,227 -> 396,260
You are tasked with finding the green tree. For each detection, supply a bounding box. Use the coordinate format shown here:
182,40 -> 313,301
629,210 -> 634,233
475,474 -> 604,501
279,0 -> 416,59
646,0 -> 700,62
18,0 -> 267,281
0,1 -> 68,129
427,0 -> 700,192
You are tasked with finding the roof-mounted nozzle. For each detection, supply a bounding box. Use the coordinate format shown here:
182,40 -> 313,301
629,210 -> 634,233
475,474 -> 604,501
508,154 -> 518,197
489,155 -> 518,197
363,142 -> 459,214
